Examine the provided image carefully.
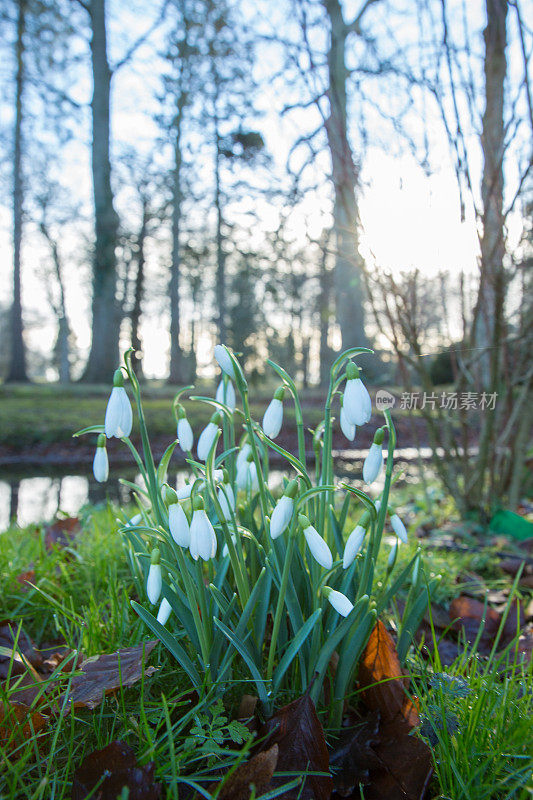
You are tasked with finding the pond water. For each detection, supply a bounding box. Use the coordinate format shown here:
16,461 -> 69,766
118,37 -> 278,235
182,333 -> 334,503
0,447 -> 433,531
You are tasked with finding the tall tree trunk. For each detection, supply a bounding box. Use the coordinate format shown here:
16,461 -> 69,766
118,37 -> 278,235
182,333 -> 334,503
214,105 -> 227,344
319,229 -> 332,385
130,203 -> 147,379
473,0 -> 507,389
169,94 -> 186,383
324,0 -> 369,353
7,0 -> 28,383
81,0 -> 120,382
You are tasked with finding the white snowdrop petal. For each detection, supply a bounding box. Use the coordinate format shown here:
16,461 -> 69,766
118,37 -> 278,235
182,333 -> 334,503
222,534 -> 237,557
156,597 -> 172,625
118,388 -> 133,437
104,387 -> 122,438
93,447 -> 109,483
236,461 -> 250,490
236,443 -> 252,472
262,398 -> 283,439
249,463 -> 259,492
177,418 -> 193,452
214,345 -> 236,378
363,443 -> 383,484
344,378 -> 372,426
197,422 -> 218,461
147,564 -> 162,604
216,379 -> 236,411
169,503 -> 190,547
391,513 -> 408,544
340,406 -> 356,441
218,484 -> 235,521
270,495 -> 294,539
304,525 -> 333,569
176,483 -> 193,500
343,525 -> 366,569
190,509 -> 217,561
327,589 -> 354,617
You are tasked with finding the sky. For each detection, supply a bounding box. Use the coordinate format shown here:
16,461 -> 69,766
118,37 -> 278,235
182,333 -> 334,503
0,0 -> 530,379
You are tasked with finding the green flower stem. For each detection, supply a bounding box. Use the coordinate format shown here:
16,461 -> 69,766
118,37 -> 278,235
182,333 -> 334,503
171,542 -> 210,668
267,527 -> 297,681
241,390 -> 269,527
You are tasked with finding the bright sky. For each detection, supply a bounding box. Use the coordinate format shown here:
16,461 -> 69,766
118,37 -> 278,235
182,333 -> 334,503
0,0 -> 530,379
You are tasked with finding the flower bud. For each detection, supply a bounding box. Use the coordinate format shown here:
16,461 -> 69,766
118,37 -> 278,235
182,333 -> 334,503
176,405 -> 194,453
197,413 -> 220,461
363,428 -> 385,484
156,597 -> 172,626
343,524 -> 366,568
216,378 -> 236,411
262,386 -> 285,439
190,503 -> 217,561
105,372 -> 133,439
147,549 -> 162,604
323,587 -> 354,617
169,502 -> 190,547
93,434 -> 109,483
214,344 -> 236,379
299,516 -> 333,569
390,512 -> 408,544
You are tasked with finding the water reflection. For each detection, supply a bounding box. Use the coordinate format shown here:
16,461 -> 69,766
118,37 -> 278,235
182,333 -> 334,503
0,448 -> 434,532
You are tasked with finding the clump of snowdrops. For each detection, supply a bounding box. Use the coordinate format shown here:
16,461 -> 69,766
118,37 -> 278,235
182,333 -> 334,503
78,345 -> 433,726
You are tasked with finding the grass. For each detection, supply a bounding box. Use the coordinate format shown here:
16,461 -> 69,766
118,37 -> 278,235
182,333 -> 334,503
1,501 -> 531,799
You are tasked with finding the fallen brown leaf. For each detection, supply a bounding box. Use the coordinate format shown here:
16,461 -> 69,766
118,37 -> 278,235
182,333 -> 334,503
64,641 -> 158,711
217,744 -> 279,800
330,711 -> 381,796
0,701 -> 47,756
71,740 -> 162,800
258,692 -> 332,800
358,620 -> 419,726
44,516 -> 81,551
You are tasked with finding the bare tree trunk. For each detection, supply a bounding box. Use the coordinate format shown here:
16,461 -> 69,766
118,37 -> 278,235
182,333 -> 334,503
214,102 -> 227,344
130,202 -> 147,379
473,0 -> 507,388
81,0 -> 120,382
169,94 -> 186,383
319,229 -> 332,385
324,0 -> 369,353
7,0 -> 28,383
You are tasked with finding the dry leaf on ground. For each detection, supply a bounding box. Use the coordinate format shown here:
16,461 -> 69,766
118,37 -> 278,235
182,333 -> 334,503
71,739 -> 162,800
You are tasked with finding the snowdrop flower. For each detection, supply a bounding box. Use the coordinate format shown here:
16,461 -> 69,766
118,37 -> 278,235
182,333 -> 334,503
324,587 -> 354,617
197,412 -> 221,461
218,473 -> 236,521
262,386 -> 285,439
374,500 -> 382,514
299,514 -> 333,569
176,483 -> 193,501
237,452 -> 258,492
167,491 -> 190,547
411,554 -> 420,585
216,378 -> 236,411
189,496 -> 217,561
343,524 -> 366,569
126,513 -> 142,527
343,362 -> 371,426
176,405 -> 193,453
147,549 -> 162,605
390,511 -> 408,544
270,479 -> 298,539
388,540 -> 398,569
340,396 -> 356,441
156,597 -> 172,626
92,434 -> 109,483
214,344 -> 236,379
363,428 -> 385,484
105,369 -> 133,438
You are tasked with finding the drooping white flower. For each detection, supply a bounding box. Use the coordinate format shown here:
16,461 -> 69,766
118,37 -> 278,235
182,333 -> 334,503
249,462 -> 259,492
324,587 -> 354,617
299,514 -> 333,569
214,344 -> 236,379
147,549 -> 162,604
262,386 -> 285,439
270,481 -> 298,540
176,405 -> 193,452
340,401 -> 356,441
343,362 -> 371,426
189,497 -> 217,561
216,378 -> 236,412
156,597 -> 172,626
105,369 -> 133,438
93,434 -> 109,483
169,502 -> 190,547
363,428 -> 385,484
176,483 -> 193,501
374,500 -> 382,514
237,452 -> 258,492
218,480 -> 236,522
343,524 -> 366,569
390,512 -> 408,544
197,413 -> 220,461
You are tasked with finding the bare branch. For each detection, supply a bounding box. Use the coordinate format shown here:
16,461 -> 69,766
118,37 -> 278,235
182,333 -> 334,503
112,0 -> 170,72
345,0 -> 382,35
